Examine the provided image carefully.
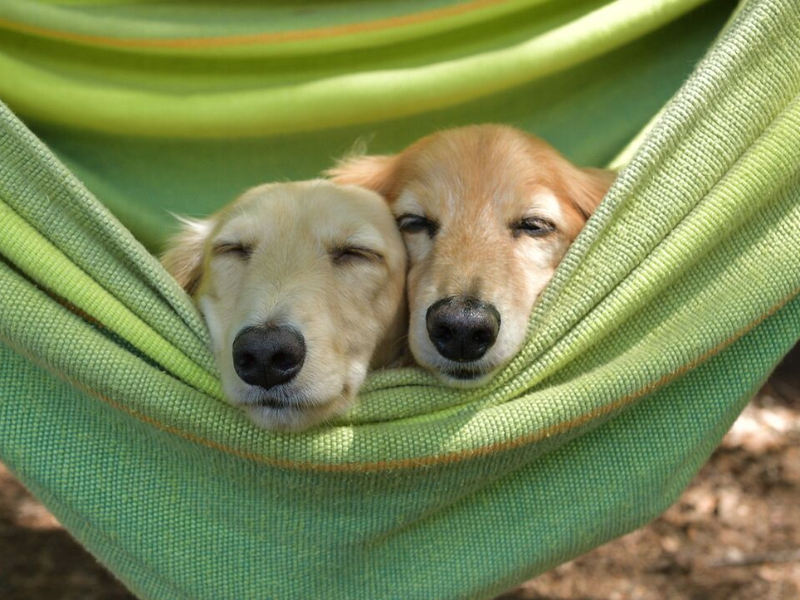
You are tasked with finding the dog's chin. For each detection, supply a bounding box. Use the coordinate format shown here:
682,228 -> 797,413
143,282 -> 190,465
225,381 -> 353,432
243,401 -> 347,432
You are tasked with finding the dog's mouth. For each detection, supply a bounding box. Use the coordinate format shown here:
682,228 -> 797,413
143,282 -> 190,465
254,396 -> 294,410
240,381 -> 351,413
245,391 -> 307,412
234,383 -> 298,408
436,360 -> 502,387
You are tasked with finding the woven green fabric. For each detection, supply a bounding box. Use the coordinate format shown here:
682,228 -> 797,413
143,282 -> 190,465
1,0 -> 799,598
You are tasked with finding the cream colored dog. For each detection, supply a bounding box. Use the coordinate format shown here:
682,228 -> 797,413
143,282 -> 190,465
162,180 -> 407,431
329,125 -> 614,387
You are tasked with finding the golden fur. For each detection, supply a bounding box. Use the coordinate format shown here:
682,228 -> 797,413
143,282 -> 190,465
328,124 -> 614,386
161,180 -> 407,430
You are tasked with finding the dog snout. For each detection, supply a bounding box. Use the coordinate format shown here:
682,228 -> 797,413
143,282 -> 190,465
232,326 -> 306,390
425,297 -> 500,362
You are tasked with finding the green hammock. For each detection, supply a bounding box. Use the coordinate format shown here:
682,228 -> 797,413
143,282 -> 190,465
1,0 -> 799,597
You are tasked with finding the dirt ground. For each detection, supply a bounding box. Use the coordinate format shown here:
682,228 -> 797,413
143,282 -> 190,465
1,346 -> 798,600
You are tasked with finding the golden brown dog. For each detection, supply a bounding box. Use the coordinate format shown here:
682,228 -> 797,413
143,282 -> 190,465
162,180 -> 407,431
328,124 -> 614,386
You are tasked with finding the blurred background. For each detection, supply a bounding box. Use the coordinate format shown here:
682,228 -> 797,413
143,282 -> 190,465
2,343 -> 798,599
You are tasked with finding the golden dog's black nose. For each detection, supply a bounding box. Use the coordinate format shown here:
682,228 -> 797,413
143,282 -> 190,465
426,297 -> 500,362
232,326 -> 306,390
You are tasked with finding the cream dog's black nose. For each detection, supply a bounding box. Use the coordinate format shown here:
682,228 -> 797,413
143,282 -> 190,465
426,297 -> 500,362
232,326 -> 306,389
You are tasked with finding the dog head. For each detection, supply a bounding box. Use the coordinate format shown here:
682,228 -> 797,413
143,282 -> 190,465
162,180 -> 407,430
328,125 -> 613,386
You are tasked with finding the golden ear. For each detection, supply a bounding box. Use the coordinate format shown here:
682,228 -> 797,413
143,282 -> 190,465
563,166 -> 616,220
160,217 -> 212,296
325,154 -> 398,199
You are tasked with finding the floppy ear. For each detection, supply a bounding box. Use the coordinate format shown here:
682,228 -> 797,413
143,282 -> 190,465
160,217 -> 213,296
325,154 -> 398,199
562,166 -> 616,220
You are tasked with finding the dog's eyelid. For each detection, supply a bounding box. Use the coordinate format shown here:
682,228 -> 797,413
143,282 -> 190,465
396,213 -> 439,237
511,216 -> 557,238
330,245 -> 385,264
396,212 -> 434,222
519,215 -> 555,226
211,241 -> 254,259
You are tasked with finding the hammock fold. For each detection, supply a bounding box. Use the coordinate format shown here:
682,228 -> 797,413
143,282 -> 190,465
0,0 -> 799,597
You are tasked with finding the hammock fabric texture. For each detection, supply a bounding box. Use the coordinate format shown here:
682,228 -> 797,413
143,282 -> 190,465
1,0 -> 799,597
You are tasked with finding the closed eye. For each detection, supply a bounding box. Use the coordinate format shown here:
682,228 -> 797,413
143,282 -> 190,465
330,245 -> 384,265
212,241 -> 253,260
511,217 -> 557,238
396,213 -> 439,237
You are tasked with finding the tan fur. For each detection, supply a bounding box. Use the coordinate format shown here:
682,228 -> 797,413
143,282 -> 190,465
161,180 -> 407,431
328,124 -> 614,386
161,217 -> 212,296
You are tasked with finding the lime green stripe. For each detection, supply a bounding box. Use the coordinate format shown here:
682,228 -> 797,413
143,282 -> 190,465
0,0 -> 709,138
0,108 -> 216,373
0,0 -> 550,56
0,198 -> 222,400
